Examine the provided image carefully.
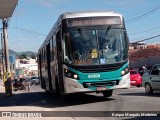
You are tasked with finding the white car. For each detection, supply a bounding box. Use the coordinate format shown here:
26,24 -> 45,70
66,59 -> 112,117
30,76 -> 39,85
142,64 -> 160,94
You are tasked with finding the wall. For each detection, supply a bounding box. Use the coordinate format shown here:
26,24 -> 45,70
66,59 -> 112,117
130,56 -> 160,69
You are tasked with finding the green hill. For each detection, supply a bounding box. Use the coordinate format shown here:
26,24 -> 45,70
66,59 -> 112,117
0,49 -> 36,57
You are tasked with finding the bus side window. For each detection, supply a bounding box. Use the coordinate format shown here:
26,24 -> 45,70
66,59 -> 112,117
53,35 -> 56,60
56,31 -> 62,53
50,36 -> 55,61
50,37 -> 53,61
56,30 -> 64,62
42,48 -> 45,66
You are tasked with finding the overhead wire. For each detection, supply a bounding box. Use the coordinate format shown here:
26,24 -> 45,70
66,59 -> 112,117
9,26 -> 47,36
127,3 -> 160,43
131,34 -> 160,43
126,4 -> 160,24
129,26 -> 160,36
9,2 -> 160,41
7,0 -> 46,39
5,1 -> 160,47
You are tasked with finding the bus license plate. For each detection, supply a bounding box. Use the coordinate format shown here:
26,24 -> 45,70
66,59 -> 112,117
97,87 -> 107,91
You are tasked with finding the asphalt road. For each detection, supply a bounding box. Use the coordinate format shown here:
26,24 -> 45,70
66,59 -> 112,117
0,85 -> 160,120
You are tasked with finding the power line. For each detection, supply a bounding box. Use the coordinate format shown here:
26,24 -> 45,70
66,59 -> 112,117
129,26 -> 160,36
131,34 -> 160,43
9,26 -> 47,36
126,4 -> 160,24
126,4 -> 160,42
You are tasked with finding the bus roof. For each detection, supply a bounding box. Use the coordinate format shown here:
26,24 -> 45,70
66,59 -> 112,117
60,11 -> 123,19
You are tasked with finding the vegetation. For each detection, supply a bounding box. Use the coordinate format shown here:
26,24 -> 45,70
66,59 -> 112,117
19,54 -> 27,59
30,55 -> 36,59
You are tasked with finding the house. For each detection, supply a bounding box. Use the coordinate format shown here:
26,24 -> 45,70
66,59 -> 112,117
15,58 -> 38,78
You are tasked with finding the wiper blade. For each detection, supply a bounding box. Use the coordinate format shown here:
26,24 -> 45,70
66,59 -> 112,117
100,26 -> 111,49
78,28 -> 83,37
78,27 -> 85,42
104,26 -> 111,38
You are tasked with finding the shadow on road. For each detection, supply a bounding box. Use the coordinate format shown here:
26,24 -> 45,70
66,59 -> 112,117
118,92 -> 160,97
0,89 -> 114,108
123,116 -> 160,120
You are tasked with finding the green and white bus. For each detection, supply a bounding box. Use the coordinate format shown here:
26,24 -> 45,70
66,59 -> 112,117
37,11 -> 130,97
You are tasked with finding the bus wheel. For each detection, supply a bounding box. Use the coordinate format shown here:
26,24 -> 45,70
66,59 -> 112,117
55,77 -> 60,94
145,83 -> 153,94
102,90 -> 113,97
42,78 -> 46,89
45,89 -> 50,94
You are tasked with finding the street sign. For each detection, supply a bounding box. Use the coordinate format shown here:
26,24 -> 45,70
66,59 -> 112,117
0,55 -> 15,65
9,55 -> 16,64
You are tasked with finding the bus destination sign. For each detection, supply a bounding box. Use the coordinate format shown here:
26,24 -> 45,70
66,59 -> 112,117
68,17 -> 121,27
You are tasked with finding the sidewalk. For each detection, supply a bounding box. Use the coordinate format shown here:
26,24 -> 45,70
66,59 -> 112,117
0,82 -> 6,98
0,79 -> 5,95
0,83 -> 77,120
0,79 -> 4,87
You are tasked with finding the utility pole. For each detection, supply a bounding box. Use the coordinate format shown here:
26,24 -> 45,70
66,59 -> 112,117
0,0 -> 18,96
2,18 -> 10,73
2,18 -> 12,96
1,32 -> 6,80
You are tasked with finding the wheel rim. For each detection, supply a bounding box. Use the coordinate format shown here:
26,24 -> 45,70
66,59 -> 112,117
145,84 -> 151,93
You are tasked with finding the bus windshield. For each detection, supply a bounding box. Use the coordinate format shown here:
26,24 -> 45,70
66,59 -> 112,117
64,28 -> 128,65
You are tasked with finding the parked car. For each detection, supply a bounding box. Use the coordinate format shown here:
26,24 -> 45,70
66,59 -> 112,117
130,70 -> 142,87
30,76 -> 40,85
142,64 -> 160,94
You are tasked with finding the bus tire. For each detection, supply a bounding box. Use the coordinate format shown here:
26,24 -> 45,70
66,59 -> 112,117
45,81 -> 51,94
45,89 -> 50,94
102,90 -> 113,97
43,78 -> 50,94
41,78 -> 45,89
55,77 -> 60,94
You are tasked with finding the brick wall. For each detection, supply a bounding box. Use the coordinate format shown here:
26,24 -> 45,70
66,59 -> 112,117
129,48 -> 160,61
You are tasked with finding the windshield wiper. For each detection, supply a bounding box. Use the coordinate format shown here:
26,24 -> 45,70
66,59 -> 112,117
77,28 -> 85,42
77,28 -> 98,54
78,28 -> 83,37
100,26 -> 111,49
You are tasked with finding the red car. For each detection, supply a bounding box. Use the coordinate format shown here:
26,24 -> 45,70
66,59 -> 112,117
130,70 -> 142,87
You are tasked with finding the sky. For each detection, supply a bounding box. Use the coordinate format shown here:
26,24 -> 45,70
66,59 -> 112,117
2,0 -> 160,52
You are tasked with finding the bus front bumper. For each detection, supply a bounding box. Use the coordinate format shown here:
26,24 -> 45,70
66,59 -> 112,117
64,73 -> 130,94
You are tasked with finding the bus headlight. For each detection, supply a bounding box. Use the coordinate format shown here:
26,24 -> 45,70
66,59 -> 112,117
121,66 -> 129,76
121,71 -> 125,76
64,68 -> 79,80
73,74 -> 78,79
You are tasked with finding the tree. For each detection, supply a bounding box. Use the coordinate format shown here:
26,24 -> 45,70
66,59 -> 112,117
19,54 -> 27,59
30,55 -> 36,59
